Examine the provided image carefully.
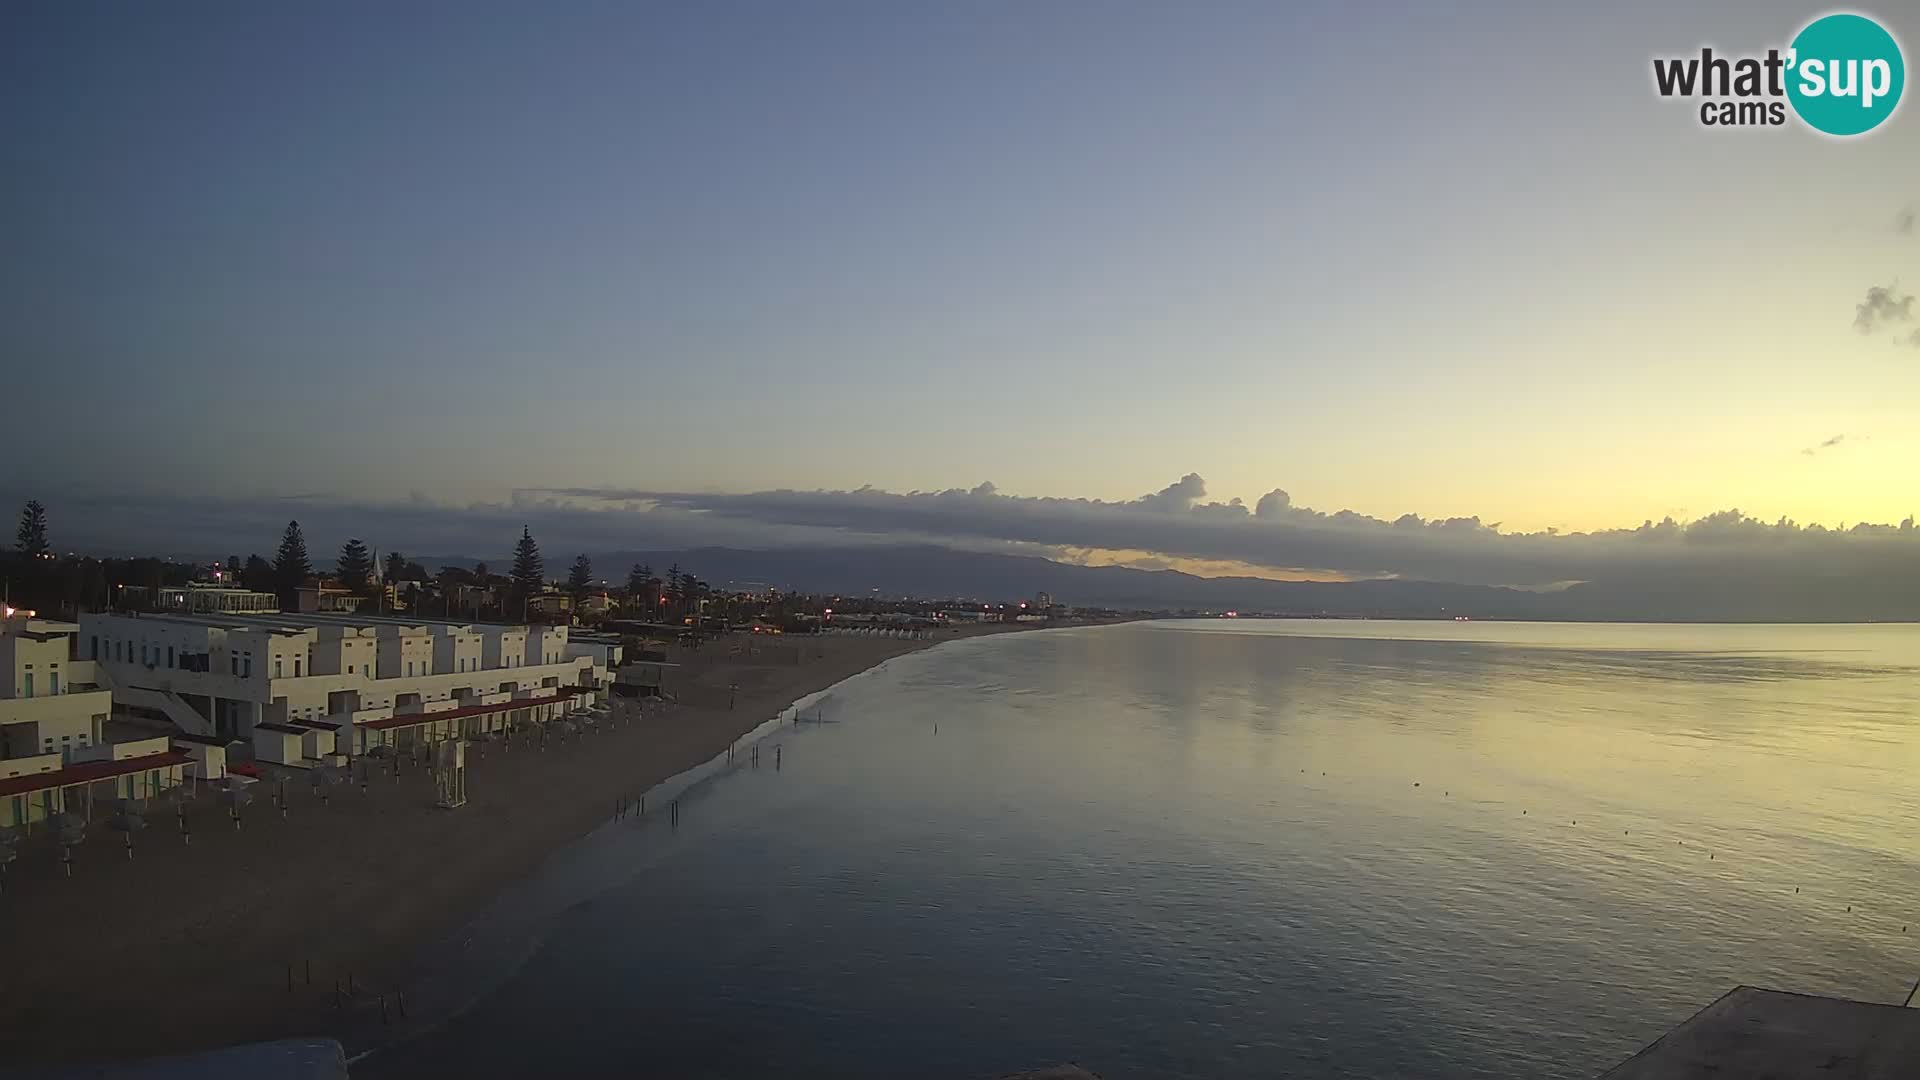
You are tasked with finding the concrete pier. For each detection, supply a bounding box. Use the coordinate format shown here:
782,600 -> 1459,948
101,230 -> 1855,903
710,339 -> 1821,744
1600,985 -> 1920,1079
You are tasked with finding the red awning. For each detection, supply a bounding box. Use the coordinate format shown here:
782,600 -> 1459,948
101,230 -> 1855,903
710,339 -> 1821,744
359,694 -> 570,732
0,751 -> 190,799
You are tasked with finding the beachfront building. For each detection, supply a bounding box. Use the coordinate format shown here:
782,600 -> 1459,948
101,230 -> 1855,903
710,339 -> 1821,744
0,735 -> 187,831
1,616 -> 112,761
121,584 -> 280,615
77,611 -> 611,761
294,583 -> 368,613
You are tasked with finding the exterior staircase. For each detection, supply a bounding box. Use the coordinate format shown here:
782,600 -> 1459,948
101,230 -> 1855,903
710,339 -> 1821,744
115,684 -> 218,738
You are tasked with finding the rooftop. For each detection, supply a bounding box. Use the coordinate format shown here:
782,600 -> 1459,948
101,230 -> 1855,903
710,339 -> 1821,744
358,692 -> 574,731
0,750 -> 190,799
1600,986 -> 1920,1079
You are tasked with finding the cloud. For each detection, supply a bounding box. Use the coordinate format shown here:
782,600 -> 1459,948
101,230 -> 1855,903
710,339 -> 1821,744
1801,433 -> 1847,456
1131,472 -> 1208,513
1854,284 -> 1915,334
8,476 -> 1916,601
1897,204 -> 1916,236
507,476 -> 1920,591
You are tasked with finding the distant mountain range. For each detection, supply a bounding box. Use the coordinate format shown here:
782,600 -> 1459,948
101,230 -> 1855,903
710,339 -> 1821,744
420,544 -> 1917,622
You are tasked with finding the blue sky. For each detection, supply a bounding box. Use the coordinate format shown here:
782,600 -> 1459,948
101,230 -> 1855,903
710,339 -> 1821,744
4,1 -> 1917,577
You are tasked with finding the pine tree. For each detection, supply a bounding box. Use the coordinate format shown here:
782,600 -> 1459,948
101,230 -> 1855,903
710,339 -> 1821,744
273,520 -> 312,606
225,554 -> 241,579
665,563 -> 684,616
338,538 -> 373,594
473,560 -> 489,581
627,563 -> 648,597
510,528 -> 543,596
384,550 -> 407,583
568,553 -> 593,596
16,500 -> 49,556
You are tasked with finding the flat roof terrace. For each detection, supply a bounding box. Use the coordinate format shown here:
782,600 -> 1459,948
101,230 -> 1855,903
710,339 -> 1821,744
1600,986 -> 1920,1079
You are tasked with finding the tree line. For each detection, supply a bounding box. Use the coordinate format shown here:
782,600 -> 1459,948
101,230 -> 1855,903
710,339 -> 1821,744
9,501 -> 721,625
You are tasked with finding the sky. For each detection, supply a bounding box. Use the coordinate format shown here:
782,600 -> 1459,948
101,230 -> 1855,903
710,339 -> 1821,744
3,1 -> 1918,588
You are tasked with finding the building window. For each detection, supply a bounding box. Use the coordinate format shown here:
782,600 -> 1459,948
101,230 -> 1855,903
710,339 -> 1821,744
294,658 -> 301,677
167,646 -> 175,668
275,659 -> 283,678
90,635 -> 99,660
23,673 -> 34,697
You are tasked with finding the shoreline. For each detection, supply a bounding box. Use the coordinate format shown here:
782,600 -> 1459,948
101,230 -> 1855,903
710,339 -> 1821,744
343,652 -> 914,1066
0,623 -> 1035,1069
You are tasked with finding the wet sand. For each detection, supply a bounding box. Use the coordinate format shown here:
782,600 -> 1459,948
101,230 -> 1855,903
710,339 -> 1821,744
0,625 -> 1026,1068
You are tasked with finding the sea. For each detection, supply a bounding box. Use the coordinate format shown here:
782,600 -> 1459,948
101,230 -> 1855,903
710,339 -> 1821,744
362,620 -> 1920,1079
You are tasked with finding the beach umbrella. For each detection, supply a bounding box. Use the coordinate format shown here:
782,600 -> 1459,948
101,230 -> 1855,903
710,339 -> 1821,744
219,783 -> 252,829
109,804 -> 147,859
51,812 -> 85,876
311,765 -> 343,805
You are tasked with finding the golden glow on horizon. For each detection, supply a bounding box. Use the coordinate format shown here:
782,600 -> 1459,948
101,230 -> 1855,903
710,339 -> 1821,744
1057,547 -> 1361,583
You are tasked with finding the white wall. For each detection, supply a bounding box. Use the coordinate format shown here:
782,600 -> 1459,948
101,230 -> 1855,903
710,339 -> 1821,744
1,629 -> 69,698
253,727 -> 303,765
432,630 -> 483,675
482,627 -> 528,670
525,627 -> 569,667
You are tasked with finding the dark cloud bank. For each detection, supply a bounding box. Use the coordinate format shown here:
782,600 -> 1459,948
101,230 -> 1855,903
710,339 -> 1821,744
11,475 -> 1915,621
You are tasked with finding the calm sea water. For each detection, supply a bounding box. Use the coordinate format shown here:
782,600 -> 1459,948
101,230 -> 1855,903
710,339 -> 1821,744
366,621 -> 1920,1079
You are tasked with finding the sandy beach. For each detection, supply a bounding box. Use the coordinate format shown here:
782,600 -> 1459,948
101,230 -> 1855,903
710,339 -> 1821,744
0,624 -> 1026,1069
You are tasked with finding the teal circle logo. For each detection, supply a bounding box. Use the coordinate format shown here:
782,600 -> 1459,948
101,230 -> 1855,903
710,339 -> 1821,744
1786,13 -> 1905,136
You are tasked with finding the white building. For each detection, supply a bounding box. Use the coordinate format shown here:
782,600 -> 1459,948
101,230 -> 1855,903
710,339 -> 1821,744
78,611 -> 609,759
131,584 -> 280,615
1,735 -> 187,830
1,617 -> 111,761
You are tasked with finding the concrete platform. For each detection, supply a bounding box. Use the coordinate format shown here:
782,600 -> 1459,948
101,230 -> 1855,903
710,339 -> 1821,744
1600,985 -> 1920,1079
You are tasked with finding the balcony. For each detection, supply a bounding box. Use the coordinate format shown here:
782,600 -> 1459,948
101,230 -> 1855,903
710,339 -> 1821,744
0,687 -> 112,728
